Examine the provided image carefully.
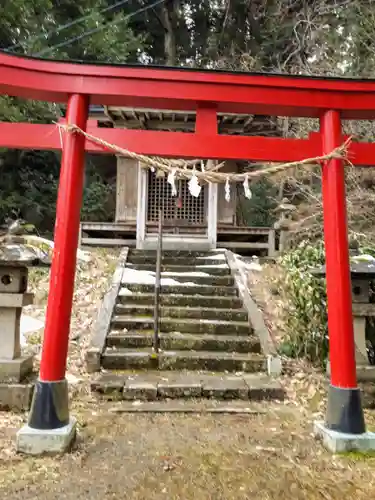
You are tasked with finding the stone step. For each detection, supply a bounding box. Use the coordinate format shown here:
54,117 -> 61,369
107,331 -> 261,353
114,304 -> 249,322
118,293 -> 244,309
122,270 -> 234,287
161,272 -> 233,287
91,371 -> 284,401
126,262 -> 231,276
128,255 -> 227,266
159,350 -> 266,372
129,250 -> 225,258
102,348 -> 266,372
111,316 -> 251,335
120,283 -> 238,296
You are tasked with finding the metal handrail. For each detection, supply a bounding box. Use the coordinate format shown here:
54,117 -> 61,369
153,209 -> 163,353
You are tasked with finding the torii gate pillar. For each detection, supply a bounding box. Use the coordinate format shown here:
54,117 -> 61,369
17,94 -> 89,455
314,110 -> 375,452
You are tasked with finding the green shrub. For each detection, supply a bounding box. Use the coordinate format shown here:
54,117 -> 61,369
236,178 -> 277,227
0,153 -> 116,231
81,176 -> 116,222
278,240 -> 328,365
277,237 -> 375,366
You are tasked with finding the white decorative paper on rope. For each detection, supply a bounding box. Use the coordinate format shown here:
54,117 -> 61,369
58,125 -> 64,150
167,168 -> 177,196
225,177 -> 231,202
188,174 -> 201,197
56,123 -> 350,187
243,176 -> 252,200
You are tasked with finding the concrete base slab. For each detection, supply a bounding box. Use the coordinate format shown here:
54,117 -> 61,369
16,417 -> 77,455
314,421 -> 375,453
0,355 -> 33,383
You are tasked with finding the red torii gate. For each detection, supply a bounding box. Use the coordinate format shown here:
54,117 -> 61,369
1,51 -> 374,449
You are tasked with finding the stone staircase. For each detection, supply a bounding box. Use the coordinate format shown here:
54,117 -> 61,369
90,249 -> 283,403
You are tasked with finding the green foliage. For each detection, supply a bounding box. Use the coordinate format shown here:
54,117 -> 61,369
278,240 -> 328,365
359,246 -> 375,258
0,150 -> 59,230
237,178 -> 277,227
81,175 -> 116,222
277,238 -> 375,366
0,1 -> 144,230
0,150 -> 115,230
2,0 -> 144,62
0,1 -> 53,49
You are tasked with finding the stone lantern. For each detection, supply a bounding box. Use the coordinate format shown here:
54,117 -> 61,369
0,242 -> 50,408
273,198 -> 296,253
312,259 -> 375,380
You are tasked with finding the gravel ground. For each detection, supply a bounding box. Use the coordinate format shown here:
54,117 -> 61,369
2,398 -> 375,499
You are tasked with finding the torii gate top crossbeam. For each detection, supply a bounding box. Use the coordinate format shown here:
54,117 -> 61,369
2,51 -> 375,119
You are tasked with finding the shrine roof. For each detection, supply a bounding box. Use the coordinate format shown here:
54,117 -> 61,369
89,105 -> 277,135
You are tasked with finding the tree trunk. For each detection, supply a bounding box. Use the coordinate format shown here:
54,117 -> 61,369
161,0 -> 177,65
